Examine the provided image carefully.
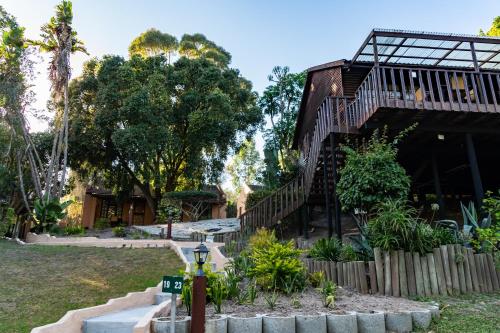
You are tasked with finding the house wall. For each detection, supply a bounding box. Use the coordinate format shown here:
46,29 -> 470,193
211,204 -> 227,219
81,194 -> 97,229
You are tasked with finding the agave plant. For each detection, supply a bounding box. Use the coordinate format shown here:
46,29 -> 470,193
33,197 -> 73,232
460,201 -> 492,236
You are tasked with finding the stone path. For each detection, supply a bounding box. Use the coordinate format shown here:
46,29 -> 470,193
134,218 -> 240,240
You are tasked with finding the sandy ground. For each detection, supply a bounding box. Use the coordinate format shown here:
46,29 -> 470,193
174,286 -> 430,317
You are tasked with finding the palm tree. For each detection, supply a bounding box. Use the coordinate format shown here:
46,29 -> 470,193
30,0 -> 88,199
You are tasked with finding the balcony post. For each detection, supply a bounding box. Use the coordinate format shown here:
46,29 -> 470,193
330,133 -> 342,241
431,152 -> 446,218
465,133 -> 484,208
322,142 -> 334,238
470,42 -> 480,73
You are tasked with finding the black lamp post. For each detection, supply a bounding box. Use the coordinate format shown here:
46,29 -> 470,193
191,242 -> 209,333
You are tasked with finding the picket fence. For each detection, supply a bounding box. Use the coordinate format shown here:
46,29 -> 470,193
303,245 -> 500,297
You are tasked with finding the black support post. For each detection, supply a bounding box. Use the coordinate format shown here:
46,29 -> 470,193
465,133 -> 484,208
302,204 -> 310,239
330,134 -> 342,241
431,152 -> 445,218
322,143 -> 334,238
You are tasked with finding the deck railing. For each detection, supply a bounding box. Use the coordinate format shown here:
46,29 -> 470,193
346,66 -> 500,128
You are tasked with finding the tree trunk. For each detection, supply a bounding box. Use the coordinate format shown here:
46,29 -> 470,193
44,126 -> 60,199
58,82 -> 70,199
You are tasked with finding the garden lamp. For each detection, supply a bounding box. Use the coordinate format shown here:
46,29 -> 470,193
193,242 -> 209,276
191,242 -> 209,333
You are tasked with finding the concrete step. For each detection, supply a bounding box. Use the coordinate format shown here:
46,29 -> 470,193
83,305 -> 156,333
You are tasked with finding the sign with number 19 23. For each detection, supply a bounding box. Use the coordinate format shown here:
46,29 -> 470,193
162,276 -> 184,294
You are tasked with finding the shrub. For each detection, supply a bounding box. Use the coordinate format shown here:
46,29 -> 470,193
337,128 -> 412,212
112,226 -> 126,237
308,271 -> 325,288
250,240 -> 306,292
319,281 -> 337,308
367,199 -> 417,252
64,225 -> 85,236
181,281 -> 192,315
308,238 -> 342,261
339,243 -> 358,262
94,217 -> 110,230
210,276 -> 226,313
246,189 -> 273,210
248,228 -> 277,250
157,197 -> 182,223
263,290 -> 278,310
48,224 -> 63,235
483,190 -> 500,223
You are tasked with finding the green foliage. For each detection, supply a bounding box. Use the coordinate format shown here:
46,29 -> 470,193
64,224 -> 85,235
308,238 -> 342,261
230,253 -> 253,279
259,66 -> 306,188
94,217 -> 110,230
164,191 -> 217,201
181,281 -> 192,315
319,281 -> 337,308
69,44 -> 262,220
247,280 -> 257,304
246,189 -> 273,210
263,290 -> 278,310
367,199 -> 417,252
129,28 -> 178,59
33,198 -> 72,231
479,16 -> 500,36
471,225 -> 500,254
337,128 -> 411,212
48,224 -> 62,236
307,271 -> 325,288
210,275 -> 226,313
248,228 -> 277,250
235,289 -> 249,305
249,240 -> 306,292
483,190 -> 500,224
226,201 -> 237,218
226,139 -> 264,191
157,197 -> 182,223
339,243 -> 359,262
224,266 -> 240,300
112,226 -> 126,237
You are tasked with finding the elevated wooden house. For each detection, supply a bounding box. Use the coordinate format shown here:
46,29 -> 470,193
241,29 -> 500,239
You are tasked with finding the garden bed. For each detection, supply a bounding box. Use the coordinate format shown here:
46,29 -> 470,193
173,287 -> 430,317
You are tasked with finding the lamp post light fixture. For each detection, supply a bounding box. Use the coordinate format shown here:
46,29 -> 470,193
191,242 -> 209,333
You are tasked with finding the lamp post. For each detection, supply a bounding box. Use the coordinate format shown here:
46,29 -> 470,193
191,242 -> 209,333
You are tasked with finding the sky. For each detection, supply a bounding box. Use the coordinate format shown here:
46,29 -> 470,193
2,0 -> 499,187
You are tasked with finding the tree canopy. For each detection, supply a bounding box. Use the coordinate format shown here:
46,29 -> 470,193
128,28 -> 178,60
479,16 -> 500,37
69,34 -> 261,220
259,66 -> 306,188
226,139 -> 264,191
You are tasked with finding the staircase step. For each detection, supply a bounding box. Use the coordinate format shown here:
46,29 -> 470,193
83,305 -> 156,333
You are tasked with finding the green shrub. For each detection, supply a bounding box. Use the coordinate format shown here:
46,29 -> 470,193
181,280 -> 192,315
319,281 -> 337,308
210,275 -> 226,313
263,290 -> 278,310
308,271 -> 325,288
48,224 -> 63,235
483,190 -> 500,223
367,199 -> 417,252
157,197 -> 182,223
339,243 -> 358,262
248,228 -> 277,250
64,225 -> 85,235
250,240 -> 306,292
112,226 -> 126,237
94,217 -> 110,230
337,128 -> 412,212
308,238 -> 342,261
247,280 -> 257,304
246,189 -> 273,210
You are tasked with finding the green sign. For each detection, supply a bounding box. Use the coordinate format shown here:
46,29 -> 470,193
162,276 -> 184,294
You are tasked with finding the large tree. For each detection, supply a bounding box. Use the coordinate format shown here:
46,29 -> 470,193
29,0 -> 88,199
259,66 -> 306,188
69,35 -> 261,221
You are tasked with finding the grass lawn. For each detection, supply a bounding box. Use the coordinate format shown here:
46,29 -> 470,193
0,240 -> 184,333
414,292 -> 500,333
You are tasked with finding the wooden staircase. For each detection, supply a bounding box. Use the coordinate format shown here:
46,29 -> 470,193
238,96 -> 355,236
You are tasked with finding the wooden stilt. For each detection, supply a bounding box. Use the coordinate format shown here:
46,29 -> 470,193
413,252 -> 424,296
420,256 -> 432,297
391,251 -> 400,297
455,245 -> 467,294
427,253 -> 440,296
405,252 -> 417,296
433,248 -> 447,296
448,245 -> 460,295
374,248 -> 384,294
384,251 -> 392,296
467,249 -> 480,293
440,245 -> 453,295
369,261 -> 378,294
398,250 -> 408,297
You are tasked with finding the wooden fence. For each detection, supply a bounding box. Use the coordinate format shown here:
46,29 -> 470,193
303,245 -> 499,297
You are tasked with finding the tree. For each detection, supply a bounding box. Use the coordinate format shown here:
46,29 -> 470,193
480,17 -> 500,36
129,28 -> 178,62
178,33 -> 231,68
259,66 -> 306,188
226,139 -> 264,191
69,38 -> 261,221
164,191 -> 217,222
29,0 -> 88,200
